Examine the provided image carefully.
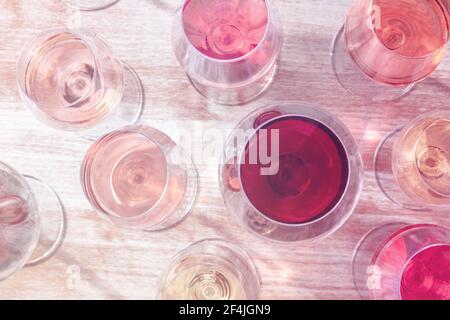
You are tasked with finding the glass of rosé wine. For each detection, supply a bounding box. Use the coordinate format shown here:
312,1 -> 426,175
17,28 -> 144,139
0,161 -> 66,281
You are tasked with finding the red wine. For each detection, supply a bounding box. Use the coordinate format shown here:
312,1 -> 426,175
240,116 -> 349,224
401,245 -> 450,300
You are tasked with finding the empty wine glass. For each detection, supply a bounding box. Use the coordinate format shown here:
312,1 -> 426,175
331,0 -> 448,101
0,161 -> 66,281
158,239 -> 260,300
353,223 -> 450,300
81,126 -> 197,231
17,28 -> 143,138
63,0 -> 120,11
172,0 -> 283,105
375,111 -> 450,210
219,103 -> 363,242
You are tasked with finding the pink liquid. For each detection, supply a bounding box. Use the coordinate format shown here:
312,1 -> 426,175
346,0 -> 448,85
401,245 -> 450,300
23,31 -> 123,129
182,0 -> 268,60
240,116 -> 349,224
82,131 -> 168,218
81,128 -> 187,228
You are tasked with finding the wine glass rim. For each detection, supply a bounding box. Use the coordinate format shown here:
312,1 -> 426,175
230,103 -> 362,236
361,0 -> 448,59
178,0 -> 274,64
157,238 -> 260,299
80,126 -> 173,223
16,28 -> 103,111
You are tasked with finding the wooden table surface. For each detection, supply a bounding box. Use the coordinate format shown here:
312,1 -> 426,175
0,0 -> 449,300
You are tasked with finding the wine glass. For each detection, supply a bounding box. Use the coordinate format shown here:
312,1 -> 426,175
81,126 -> 197,231
17,28 -> 144,139
219,103 -> 364,242
158,239 -> 260,300
375,111 -> 450,210
331,0 -> 448,101
0,161 -> 66,281
63,0 -> 120,11
353,223 -> 450,300
172,0 -> 283,105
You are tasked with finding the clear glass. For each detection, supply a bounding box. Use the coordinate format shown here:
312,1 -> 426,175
353,223 -> 450,300
0,162 -> 66,280
81,126 -> 198,231
63,0 -> 120,11
172,0 -> 283,105
331,0 -> 448,101
158,239 -> 260,300
219,103 -> 363,243
375,111 -> 450,210
16,28 -> 143,138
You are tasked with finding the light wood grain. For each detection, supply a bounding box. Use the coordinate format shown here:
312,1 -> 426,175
0,0 -> 449,300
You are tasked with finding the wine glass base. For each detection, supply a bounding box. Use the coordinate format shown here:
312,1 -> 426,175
374,127 -> 429,211
146,147 -> 198,232
23,176 -> 66,267
352,222 -> 407,300
331,24 -> 415,101
82,62 -> 145,140
187,62 -> 278,106
64,0 -> 120,11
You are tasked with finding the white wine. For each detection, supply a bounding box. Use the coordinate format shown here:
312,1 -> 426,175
392,114 -> 450,206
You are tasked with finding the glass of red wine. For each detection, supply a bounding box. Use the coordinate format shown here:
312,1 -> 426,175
219,103 -> 363,242
353,223 -> 450,300
0,161 -> 66,281
331,0 -> 448,101
172,0 -> 283,105
81,126 -> 198,231
63,0 -> 120,11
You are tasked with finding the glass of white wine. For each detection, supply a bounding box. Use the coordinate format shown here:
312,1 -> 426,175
375,111 -> 450,210
158,239 -> 260,300
0,161 -> 66,281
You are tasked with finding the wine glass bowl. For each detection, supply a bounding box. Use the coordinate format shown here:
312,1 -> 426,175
219,103 -> 363,242
81,126 -> 198,231
353,223 -> 450,300
63,0 -> 120,11
332,0 -> 448,100
391,111 -> 450,209
172,0 -> 283,105
16,28 -> 143,137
